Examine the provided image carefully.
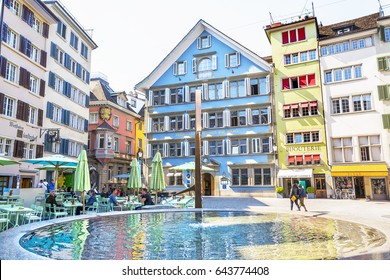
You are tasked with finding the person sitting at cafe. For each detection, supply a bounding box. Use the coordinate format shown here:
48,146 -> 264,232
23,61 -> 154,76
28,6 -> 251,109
76,190 -> 97,215
108,189 -> 122,211
46,191 -> 62,211
135,187 -> 154,210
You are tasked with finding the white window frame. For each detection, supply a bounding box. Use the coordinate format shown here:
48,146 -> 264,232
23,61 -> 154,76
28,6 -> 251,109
32,17 -> 41,33
197,35 -> 211,49
52,105 -> 62,123
126,120 -> 132,131
5,61 -> 17,83
173,61 -> 187,76
10,0 -> 20,16
6,28 -> 18,49
29,75 -> 39,94
23,143 -> 35,159
28,106 -> 37,125
89,112 -> 98,124
225,52 -> 240,68
0,138 -> 12,156
3,96 -> 15,118
113,115 -> 119,127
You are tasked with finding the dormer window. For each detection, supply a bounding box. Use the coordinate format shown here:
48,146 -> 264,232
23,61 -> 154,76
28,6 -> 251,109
337,28 -> 351,34
117,97 -> 126,108
173,61 -> 187,76
197,35 -> 211,49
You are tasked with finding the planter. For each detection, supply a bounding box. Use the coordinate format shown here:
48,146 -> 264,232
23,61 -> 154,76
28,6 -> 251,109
307,193 -> 315,199
277,193 -> 283,198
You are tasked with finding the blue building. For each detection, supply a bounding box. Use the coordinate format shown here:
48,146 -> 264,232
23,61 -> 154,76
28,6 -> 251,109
136,20 -> 275,197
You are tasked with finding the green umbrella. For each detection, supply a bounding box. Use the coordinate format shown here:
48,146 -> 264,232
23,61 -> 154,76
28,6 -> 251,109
21,154 -> 78,190
127,158 -> 141,195
0,156 -> 20,166
74,150 -> 90,214
149,151 -> 165,204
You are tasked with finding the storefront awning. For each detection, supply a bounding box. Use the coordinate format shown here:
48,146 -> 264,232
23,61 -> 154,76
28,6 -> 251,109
331,164 -> 388,177
277,169 -> 313,178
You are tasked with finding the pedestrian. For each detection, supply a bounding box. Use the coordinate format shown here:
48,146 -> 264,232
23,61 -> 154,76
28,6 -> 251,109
298,184 -> 308,212
36,180 -> 43,188
290,183 -> 300,211
48,179 -> 55,192
42,179 -> 49,192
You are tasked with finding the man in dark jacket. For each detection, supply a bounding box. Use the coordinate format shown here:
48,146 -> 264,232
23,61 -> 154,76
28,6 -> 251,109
290,184 -> 300,211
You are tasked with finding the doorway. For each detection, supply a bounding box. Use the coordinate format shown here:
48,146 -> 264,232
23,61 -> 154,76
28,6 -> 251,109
314,176 -> 327,198
354,177 -> 365,199
202,173 -> 214,196
21,177 -> 33,188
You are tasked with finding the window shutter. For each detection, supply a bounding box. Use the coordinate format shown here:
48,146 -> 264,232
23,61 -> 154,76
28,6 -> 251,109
203,140 -> 209,155
13,140 -> 24,158
36,145 -> 43,158
236,52 -> 241,66
84,119 -> 89,132
378,85 -> 389,100
46,102 -> 53,119
64,81 -> 71,97
16,100 -> 23,120
40,50 -> 47,68
164,116 -> 170,131
147,117 -> 152,133
383,114 -> 390,129
48,72 -> 55,89
86,71 -> 90,83
147,144 -> 152,158
64,53 -> 71,70
184,140 -> 189,156
197,37 -> 201,49
163,143 -> 169,157
183,61 -> 187,74
225,54 -> 229,68
223,109 -> 231,127
377,57 -> 386,71
50,42 -> 58,59
148,90 -> 153,105
379,26 -> 386,42
184,85 -> 190,102
202,83 -> 208,100
4,0 -> 10,8
267,106 -> 272,124
223,80 -> 229,98
44,134 -> 50,152
164,88 -> 170,104
1,22 -> 8,43
282,78 -> 290,90
245,78 -> 250,96
19,35 -> 25,54
76,63 -> 82,78
192,58 -> 197,73
246,138 -> 250,154
173,62 -> 177,76
266,75 -> 270,94
226,138 -> 231,155
202,112 -> 209,128
0,56 -> 7,77
246,108 -> 252,125
0,93 -> 4,113
42,23 -> 49,38
85,95 -> 90,107
38,109 -> 43,127
212,55 -> 217,70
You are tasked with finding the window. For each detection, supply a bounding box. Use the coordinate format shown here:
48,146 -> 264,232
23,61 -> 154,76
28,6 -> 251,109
208,112 -> 223,128
89,112 -> 98,124
208,82 -> 223,100
353,94 -> 372,112
359,135 -> 381,162
197,58 -> 212,79
52,105 -> 62,123
170,87 -> 184,104
231,167 -> 271,186
70,32 -> 79,50
282,27 -> 305,44
152,89 -> 165,106
284,49 -> 316,65
5,61 -> 17,83
152,117 -> 165,132
250,77 -> 268,95
231,139 -> 247,154
6,27 -> 18,49
9,0 -> 20,16
225,52 -> 240,68
384,27 -> 390,42
169,116 -> 183,131
32,18 -> 41,33
169,143 -> 182,157
126,120 -> 132,131
113,137 -> 119,152
113,115 -> 119,127
126,140 -> 132,155
197,35 -> 211,49
282,74 -> 316,90
98,134 -> 105,149
151,143 -> 164,157
283,101 -> 318,118
29,75 -> 39,94
189,142 -> 196,156
0,137 -> 12,156
173,61 -> 187,75
229,80 -> 245,98
232,168 -> 248,186
68,141 -> 82,157
2,96 -> 15,117
81,42 -> 88,59
332,137 -> 353,162
189,85 -> 202,102
54,75 -> 64,93
321,36 -> 373,56
23,143 -> 35,159
209,140 -> 223,155
28,106 -> 37,125
324,65 -> 363,83
286,131 -> 320,144
230,110 -> 246,127
254,168 -> 271,185
57,21 -> 67,39
288,154 -> 320,165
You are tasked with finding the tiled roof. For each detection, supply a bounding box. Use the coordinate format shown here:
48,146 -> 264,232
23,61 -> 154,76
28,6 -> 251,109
319,13 -> 380,40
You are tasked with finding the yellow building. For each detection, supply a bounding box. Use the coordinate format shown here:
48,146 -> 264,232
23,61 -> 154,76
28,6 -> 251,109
265,16 -> 331,198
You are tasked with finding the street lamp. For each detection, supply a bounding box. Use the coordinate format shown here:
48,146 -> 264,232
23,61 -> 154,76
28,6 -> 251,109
137,148 -> 143,185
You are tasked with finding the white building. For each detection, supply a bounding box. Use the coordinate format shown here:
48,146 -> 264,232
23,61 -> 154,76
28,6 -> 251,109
42,0 -> 97,183
0,0 -> 58,190
319,12 -> 390,200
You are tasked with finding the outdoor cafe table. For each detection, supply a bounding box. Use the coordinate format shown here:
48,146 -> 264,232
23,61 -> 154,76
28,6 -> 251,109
124,201 -> 142,210
0,205 -> 34,228
63,201 -> 83,216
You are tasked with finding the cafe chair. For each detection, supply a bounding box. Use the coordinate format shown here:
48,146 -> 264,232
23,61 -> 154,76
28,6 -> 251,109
0,213 -> 10,231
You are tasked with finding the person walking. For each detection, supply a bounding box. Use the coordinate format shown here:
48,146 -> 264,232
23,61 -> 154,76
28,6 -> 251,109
298,184 -> 308,212
290,183 -> 300,211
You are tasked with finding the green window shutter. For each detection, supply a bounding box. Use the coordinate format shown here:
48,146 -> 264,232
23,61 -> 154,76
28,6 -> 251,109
377,57 -> 386,71
382,114 -> 390,129
379,26 -> 385,42
378,85 -> 388,100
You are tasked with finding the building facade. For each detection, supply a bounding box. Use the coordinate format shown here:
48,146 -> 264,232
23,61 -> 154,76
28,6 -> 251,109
319,13 -> 390,200
136,20 -> 274,197
0,0 -> 57,190
88,76 -> 140,190
42,0 -> 97,187
265,16 -> 331,198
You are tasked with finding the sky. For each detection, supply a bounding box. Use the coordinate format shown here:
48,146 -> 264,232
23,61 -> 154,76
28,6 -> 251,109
58,0 -> 390,92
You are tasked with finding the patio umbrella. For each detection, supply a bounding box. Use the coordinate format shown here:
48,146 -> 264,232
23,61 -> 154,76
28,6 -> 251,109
0,156 -> 19,166
21,155 -> 78,190
172,161 -> 213,171
127,158 -> 141,195
114,173 -> 130,179
74,150 -> 90,214
149,151 -> 165,204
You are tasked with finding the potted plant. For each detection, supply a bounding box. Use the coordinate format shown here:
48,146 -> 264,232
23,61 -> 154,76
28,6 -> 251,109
306,187 -> 315,199
275,187 -> 284,198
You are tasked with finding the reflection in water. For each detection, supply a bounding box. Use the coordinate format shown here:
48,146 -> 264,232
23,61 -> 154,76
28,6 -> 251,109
19,212 -> 386,260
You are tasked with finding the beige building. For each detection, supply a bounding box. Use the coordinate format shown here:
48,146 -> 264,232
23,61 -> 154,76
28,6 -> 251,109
0,0 -> 58,191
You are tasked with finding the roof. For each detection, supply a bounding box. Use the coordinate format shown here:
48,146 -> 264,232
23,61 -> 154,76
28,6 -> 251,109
96,121 -> 115,131
135,19 -> 270,91
319,13 -> 381,40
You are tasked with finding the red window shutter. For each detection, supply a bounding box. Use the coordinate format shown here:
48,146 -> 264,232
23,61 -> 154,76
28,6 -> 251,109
310,101 -> 318,107
296,155 -> 303,162
298,27 -> 306,41
283,104 -> 290,110
288,156 -> 295,163
289,30 -> 297,43
291,103 -> 299,109
299,75 -> 307,88
282,78 -> 290,90
301,102 -> 309,108
313,154 -> 320,161
305,155 -> 312,162
308,74 -> 316,86
282,31 -> 289,44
